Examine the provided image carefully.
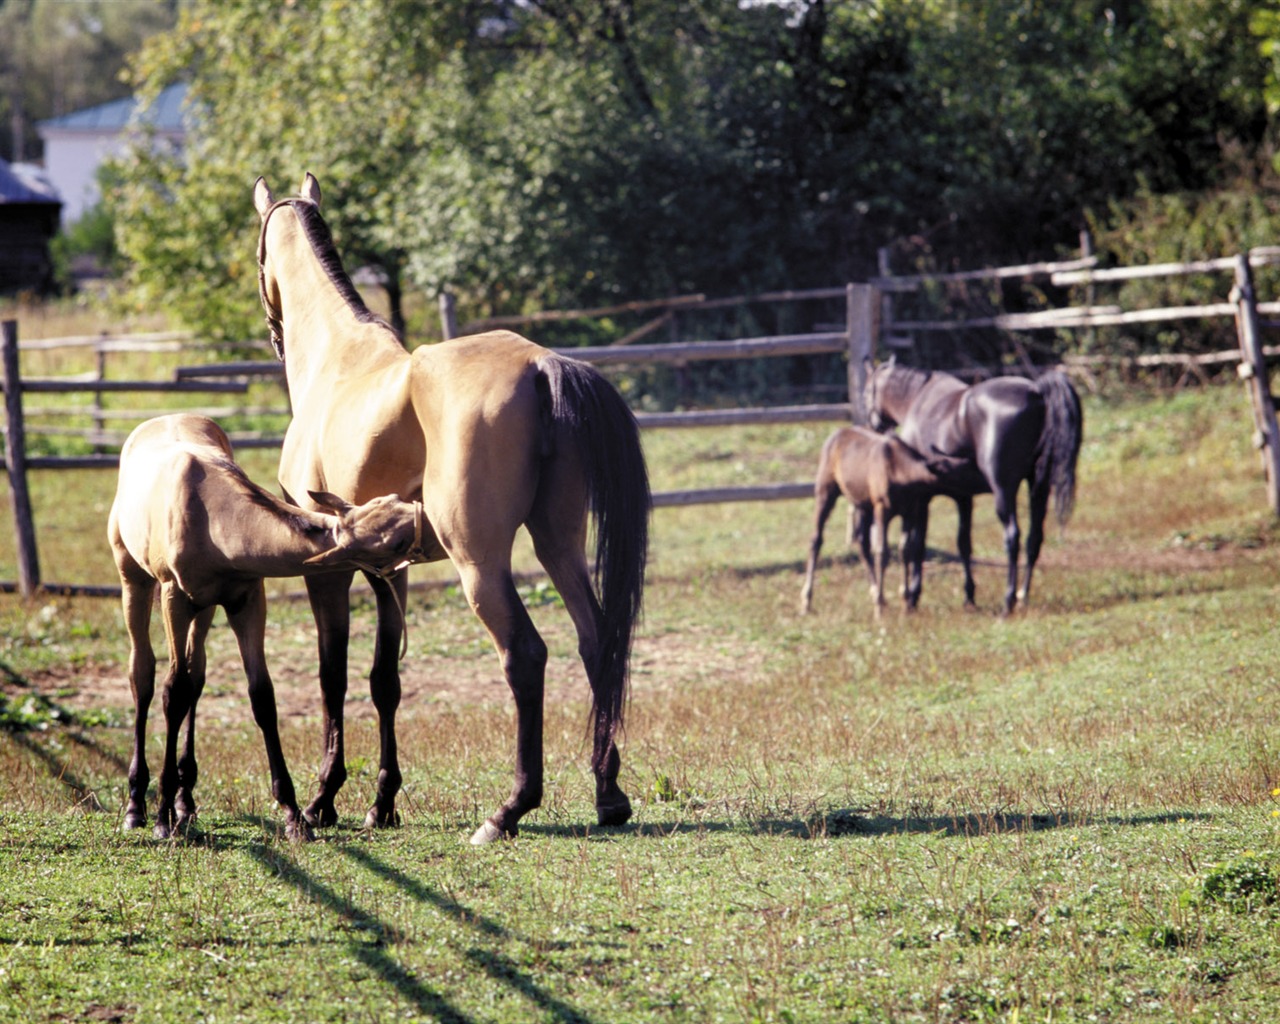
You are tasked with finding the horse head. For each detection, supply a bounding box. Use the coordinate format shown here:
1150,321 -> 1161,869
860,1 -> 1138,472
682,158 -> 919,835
254,173 -> 322,362
864,356 -> 897,431
303,489 -> 429,575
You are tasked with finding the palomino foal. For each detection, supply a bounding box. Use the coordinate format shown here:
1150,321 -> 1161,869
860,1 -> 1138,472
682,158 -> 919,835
108,414 -> 426,840
800,425 -> 967,617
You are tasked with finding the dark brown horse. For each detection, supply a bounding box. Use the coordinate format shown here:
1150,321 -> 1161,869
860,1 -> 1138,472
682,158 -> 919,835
254,174 -> 649,843
865,361 -> 1082,614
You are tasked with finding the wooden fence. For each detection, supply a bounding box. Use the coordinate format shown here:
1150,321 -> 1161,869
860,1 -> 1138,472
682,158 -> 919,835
5,249 -> 1280,597
1,283 -> 878,596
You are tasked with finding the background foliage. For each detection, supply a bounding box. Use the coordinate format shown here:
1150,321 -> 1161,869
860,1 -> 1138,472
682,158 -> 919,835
0,0 -> 177,163
0,0 -> 1275,356
93,0 -> 1280,347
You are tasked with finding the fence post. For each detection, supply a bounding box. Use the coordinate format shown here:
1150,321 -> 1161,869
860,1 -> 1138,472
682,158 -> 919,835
92,336 -> 107,453
1232,253 -> 1280,516
2,319 -> 41,596
846,283 -> 875,425
438,291 -> 458,341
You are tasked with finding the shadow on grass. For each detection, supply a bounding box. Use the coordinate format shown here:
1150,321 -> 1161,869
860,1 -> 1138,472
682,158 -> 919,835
241,833 -> 605,1024
685,546 -> 985,586
1,657 -> 129,812
243,838 -> 478,1024
339,843 -> 602,1024
521,808 -> 1209,841
809,808 -> 1211,838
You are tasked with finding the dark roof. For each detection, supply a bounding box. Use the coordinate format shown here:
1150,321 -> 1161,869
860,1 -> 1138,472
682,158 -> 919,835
0,159 -> 61,206
37,82 -> 189,134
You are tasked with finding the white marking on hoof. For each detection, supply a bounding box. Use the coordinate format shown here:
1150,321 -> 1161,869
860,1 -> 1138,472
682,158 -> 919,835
469,820 -> 506,845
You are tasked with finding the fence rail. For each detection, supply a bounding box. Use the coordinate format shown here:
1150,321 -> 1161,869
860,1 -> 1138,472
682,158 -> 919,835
6,248 -> 1280,598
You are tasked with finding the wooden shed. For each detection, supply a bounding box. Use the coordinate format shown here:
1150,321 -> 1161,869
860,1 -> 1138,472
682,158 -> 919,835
0,159 -> 62,294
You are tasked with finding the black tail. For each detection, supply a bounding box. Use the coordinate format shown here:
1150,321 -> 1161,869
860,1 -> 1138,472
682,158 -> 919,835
539,355 -> 650,764
1035,370 -> 1083,526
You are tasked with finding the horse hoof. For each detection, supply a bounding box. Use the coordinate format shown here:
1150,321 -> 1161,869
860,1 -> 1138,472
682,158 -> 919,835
286,819 -> 315,843
153,822 -> 172,840
470,819 -> 510,845
122,812 -> 147,832
303,800 -> 339,828
597,796 -> 633,828
363,807 -> 401,830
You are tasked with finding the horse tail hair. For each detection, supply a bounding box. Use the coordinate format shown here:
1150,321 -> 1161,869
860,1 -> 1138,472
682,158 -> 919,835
1034,369 -> 1083,526
537,355 -> 650,769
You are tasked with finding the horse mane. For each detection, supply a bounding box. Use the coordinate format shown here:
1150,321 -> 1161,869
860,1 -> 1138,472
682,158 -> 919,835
884,363 -> 933,404
292,201 -> 400,341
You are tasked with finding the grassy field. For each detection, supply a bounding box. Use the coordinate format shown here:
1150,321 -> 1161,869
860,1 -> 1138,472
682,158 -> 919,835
4,326 -> 1280,1021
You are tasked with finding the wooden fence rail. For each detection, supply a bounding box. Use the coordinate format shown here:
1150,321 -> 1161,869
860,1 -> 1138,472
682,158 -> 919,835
0,283 -> 876,595
6,248 -> 1280,598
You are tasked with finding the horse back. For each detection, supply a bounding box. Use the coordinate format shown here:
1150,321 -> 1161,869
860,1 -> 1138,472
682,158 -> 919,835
111,415 -> 243,585
828,426 -> 895,506
898,376 -> 970,455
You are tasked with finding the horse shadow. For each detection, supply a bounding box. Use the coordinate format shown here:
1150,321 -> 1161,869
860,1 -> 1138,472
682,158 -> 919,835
522,808 -> 1208,840
238,821 -> 604,1024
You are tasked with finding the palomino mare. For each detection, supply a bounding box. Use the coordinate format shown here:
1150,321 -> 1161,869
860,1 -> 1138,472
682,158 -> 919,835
865,361 -> 1082,614
253,174 -> 649,844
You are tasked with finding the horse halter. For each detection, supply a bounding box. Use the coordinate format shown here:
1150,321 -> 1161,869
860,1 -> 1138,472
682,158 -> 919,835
345,500 -> 430,663
256,197 -> 313,363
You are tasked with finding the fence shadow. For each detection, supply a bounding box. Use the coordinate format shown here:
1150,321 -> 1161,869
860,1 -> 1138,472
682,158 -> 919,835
1,657 -> 128,811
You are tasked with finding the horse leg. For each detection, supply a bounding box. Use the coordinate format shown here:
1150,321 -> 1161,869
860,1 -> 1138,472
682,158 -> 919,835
1019,479 -> 1052,606
173,605 -> 216,831
530,523 -> 636,829
226,582 -> 311,841
302,570 -> 355,828
901,499 -> 929,611
954,495 -> 976,607
363,569 -> 409,829
155,585 -> 198,839
800,484 -> 839,613
994,484 -> 1022,615
118,561 -> 156,831
870,504 -> 888,618
455,560 -> 549,844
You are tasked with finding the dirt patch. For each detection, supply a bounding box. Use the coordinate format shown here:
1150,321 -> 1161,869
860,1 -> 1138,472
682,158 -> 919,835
9,623 -> 758,727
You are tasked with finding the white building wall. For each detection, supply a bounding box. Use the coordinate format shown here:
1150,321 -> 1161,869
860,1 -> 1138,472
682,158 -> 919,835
38,132 -> 116,224
40,129 -> 182,225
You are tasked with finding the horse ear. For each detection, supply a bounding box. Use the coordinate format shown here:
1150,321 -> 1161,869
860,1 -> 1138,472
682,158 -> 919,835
301,172 -> 321,206
253,176 -> 274,217
308,489 -> 352,515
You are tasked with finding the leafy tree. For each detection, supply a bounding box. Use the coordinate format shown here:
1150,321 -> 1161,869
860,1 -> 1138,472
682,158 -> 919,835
108,0 -> 1277,353
0,0 -> 176,162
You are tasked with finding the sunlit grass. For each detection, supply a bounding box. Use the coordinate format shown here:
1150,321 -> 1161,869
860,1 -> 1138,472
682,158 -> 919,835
8,342 -> 1280,1019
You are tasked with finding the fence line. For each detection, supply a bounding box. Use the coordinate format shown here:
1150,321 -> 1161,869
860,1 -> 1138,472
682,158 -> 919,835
0,284 -> 876,594
6,248 -> 1280,597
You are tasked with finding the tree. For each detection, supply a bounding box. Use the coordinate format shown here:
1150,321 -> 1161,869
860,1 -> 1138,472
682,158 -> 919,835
108,0 -> 1276,348
0,0 -> 176,162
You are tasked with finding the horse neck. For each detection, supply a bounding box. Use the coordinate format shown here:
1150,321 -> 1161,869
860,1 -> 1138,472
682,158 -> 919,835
883,367 -> 931,414
272,220 -> 405,389
205,484 -> 337,577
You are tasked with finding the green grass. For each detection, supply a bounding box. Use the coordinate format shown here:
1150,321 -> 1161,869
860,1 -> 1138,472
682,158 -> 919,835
6,375 -> 1280,1020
